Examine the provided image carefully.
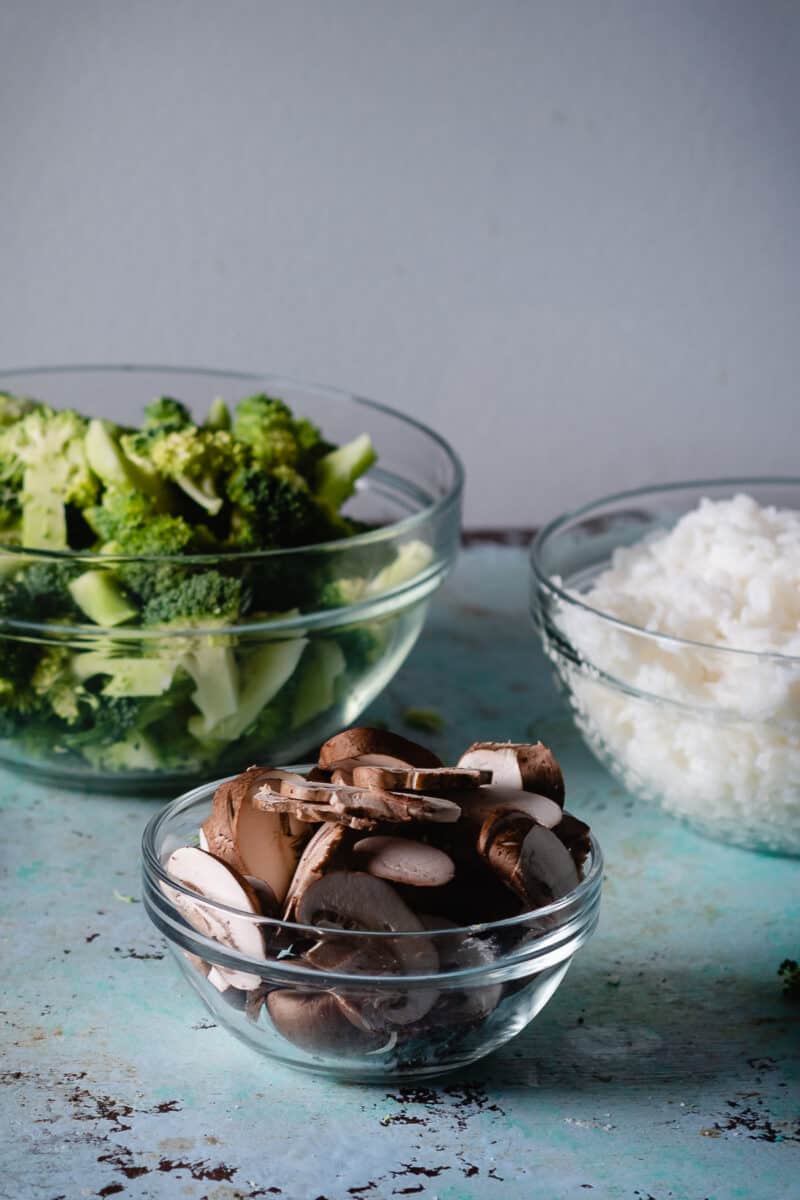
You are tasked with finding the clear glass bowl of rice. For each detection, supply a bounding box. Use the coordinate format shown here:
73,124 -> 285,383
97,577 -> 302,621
530,479 -> 800,856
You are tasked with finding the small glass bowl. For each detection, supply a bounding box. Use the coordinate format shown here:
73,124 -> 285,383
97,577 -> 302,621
0,366 -> 462,793
531,478 -> 800,856
141,778 -> 603,1081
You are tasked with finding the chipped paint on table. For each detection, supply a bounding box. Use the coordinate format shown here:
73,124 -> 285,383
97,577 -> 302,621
1,547 -> 797,1200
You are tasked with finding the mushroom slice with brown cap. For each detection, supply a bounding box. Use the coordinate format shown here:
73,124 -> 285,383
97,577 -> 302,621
478,810 -> 579,908
255,791 -> 380,832
259,777 -> 460,824
318,727 -> 443,770
282,822 -> 352,921
349,765 -> 492,793
202,768 -> 309,903
266,989 -> 386,1054
162,847 -> 265,990
352,836 -> 455,888
296,871 -> 439,1026
458,742 -> 565,806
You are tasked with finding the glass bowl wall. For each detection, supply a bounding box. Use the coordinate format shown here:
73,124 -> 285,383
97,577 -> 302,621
142,779 -> 603,1081
0,367 -> 462,792
531,479 -> 800,855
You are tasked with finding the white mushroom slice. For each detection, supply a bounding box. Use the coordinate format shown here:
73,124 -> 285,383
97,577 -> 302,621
202,768 -> 308,903
207,965 -> 232,993
458,741 -> 565,806
198,827 -> 209,851
349,765 -> 492,793
519,824 -> 580,902
282,823 -> 351,921
458,787 -> 564,829
162,847 -> 265,990
352,836 -> 455,888
318,727 -> 442,770
243,875 -> 280,918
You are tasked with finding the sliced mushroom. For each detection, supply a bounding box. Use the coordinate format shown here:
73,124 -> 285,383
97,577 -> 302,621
349,765 -> 492,793
296,871 -> 439,1026
458,742 -> 565,806
266,989 -> 385,1054
163,847 -> 265,990
318,727 -> 443,770
282,823 -> 352,921
254,790 -> 380,831
552,812 -> 592,871
417,914 -> 503,1024
478,810 -> 579,908
244,875 -> 280,918
352,836 -> 455,888
201,767 -> 308,903
458,786 -> 564,829
304,935 -> 401,976
257,777 -> 460,824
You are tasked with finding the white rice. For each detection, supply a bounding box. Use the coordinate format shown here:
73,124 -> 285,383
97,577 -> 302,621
551,494 -> 800,853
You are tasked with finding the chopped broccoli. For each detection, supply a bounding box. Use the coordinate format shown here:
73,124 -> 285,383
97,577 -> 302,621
314,433 -> 376,510
1,407 -> 99,549
232,393 -> 331,472
141,570 -> 244,626
143,396 -> 192,432
68,570 -> 138,627
226,464 -> 342,551
0,385 -> 430,779
204,396 -> 231,431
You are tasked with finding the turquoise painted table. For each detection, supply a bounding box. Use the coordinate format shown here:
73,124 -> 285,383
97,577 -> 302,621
2,547 -> 797,1200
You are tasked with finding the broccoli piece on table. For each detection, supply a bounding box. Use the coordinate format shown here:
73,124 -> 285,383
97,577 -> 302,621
778,958 -> 800,1000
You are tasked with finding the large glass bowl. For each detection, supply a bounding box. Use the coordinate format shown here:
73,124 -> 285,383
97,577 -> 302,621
142,778 -> 603,1081
0,366 -> 462,793
531,478 -> 800,856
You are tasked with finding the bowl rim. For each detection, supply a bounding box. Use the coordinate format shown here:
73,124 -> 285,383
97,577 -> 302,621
0,363 -> 464,636
141,773 -> 604,946
530,475 -> 800,666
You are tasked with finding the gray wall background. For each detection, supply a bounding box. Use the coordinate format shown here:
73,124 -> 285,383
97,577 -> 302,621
1,0 -> 798,526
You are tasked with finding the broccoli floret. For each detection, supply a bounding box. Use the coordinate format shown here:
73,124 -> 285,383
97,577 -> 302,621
0,483 -> 21,532
101,513 -> 197,602
141,570 -> 244,625
122,426 -> 242,516
0,392 -> 43,427
232,393 -> 331,472
1,407 -> 99,549
84,487 -> 162,542
17,560 -> 84,620
143,396 -> 193,432
31,646 -> 85,723
84,419 -> 168,505
226,464 -> 343,551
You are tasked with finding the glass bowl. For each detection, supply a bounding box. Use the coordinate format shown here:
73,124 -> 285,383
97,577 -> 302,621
531,478 -> 800,856
141,777 -> 603,1081
0,366 -> 462,793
